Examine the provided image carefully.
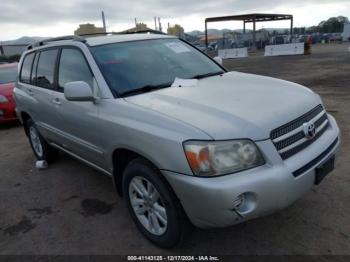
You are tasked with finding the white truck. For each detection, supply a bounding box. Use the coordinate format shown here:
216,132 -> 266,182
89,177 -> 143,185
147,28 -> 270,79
342,23 -> 350,41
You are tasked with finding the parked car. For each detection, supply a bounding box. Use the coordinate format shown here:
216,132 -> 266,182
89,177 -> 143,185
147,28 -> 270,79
329,33 -> 343,42
14,34 -> 340,248
0,62 -> 18,123
194,44 -> 206,52
207,41 -> 218,51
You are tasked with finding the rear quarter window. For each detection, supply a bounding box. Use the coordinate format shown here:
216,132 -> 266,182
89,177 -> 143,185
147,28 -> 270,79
20,53 -> 35,84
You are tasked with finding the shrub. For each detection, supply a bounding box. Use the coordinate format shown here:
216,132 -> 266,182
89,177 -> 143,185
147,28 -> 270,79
0,54 -> 21,63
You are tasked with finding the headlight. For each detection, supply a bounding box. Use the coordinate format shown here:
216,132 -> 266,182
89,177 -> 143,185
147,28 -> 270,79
0,95 -> 9,104
184,140 -> 265,177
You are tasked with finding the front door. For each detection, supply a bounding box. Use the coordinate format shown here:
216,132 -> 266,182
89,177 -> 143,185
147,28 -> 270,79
51,48 -> 105,168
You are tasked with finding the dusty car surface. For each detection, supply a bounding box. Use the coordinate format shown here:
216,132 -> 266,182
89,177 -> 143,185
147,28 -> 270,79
14,33 -> 340,248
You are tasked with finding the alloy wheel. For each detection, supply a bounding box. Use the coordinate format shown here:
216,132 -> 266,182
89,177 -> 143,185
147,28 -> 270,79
129,176 -> 168,236
29,126 -> 43,158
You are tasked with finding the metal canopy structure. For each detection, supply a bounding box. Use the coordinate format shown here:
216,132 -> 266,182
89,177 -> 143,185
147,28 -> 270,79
205,13 -> 293,49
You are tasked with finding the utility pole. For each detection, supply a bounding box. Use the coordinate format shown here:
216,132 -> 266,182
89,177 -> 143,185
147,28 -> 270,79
134,18 -> 137,27
158,17 -> 162,32
101,11 -> 106,32
154,17 -> 158,30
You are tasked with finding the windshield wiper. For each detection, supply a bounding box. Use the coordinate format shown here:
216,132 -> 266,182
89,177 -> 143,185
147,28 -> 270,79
190,71 -> 224,80
119,82 -> 172,97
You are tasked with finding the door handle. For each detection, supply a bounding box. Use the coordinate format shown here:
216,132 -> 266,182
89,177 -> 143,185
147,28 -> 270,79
52,97 -> 61,105
28,89 -> 34,96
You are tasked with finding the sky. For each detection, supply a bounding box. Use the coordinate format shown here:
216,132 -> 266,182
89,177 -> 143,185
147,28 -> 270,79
1,0 -> 350,41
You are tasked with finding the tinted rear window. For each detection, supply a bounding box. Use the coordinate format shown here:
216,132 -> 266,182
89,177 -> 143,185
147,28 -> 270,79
0,66 -> 17,84
20,53 -> 35,84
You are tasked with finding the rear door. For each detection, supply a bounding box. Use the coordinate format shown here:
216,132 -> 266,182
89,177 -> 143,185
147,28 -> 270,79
30,48 -> 62,142
51,47 -> 105,168
16,52 -> 36,118
17,49 -> 61,142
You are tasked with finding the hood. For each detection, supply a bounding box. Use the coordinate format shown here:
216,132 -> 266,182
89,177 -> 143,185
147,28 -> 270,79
0,82 -> 15,98
125,72 -> 321,140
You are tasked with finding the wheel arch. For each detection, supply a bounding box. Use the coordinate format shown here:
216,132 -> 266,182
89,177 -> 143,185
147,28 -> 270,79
112,147 -> 166,197
20,111 -> 32,136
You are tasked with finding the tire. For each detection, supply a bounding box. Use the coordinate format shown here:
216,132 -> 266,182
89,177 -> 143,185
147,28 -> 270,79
123,158 -> 190,248
26,119 -> 58,163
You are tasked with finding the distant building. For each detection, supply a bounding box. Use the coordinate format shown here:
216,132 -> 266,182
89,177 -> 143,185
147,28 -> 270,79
0,36 -> 40,56
0,44 -> 27,56
74,23 -> 106,36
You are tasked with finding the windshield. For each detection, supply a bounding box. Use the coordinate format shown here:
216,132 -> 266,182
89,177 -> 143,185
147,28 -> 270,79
91,38 -> 224,96
0,66 -> 17,84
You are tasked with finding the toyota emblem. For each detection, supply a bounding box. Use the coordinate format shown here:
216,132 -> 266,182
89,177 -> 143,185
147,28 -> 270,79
303,122 -> 316,139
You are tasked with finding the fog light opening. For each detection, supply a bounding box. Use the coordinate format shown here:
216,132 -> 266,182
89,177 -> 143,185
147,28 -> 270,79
233,192 -> 257,215
233,194 -> 245,209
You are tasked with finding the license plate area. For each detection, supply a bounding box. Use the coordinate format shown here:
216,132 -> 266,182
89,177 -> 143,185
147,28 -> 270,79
315,155 -> 335,185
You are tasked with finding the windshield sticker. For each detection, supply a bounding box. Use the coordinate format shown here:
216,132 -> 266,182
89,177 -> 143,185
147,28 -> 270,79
165,42 -> 191,54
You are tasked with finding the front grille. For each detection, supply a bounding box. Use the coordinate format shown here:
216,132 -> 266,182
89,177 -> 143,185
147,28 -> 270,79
270,105 -> 330,160
292,137 -> 338,177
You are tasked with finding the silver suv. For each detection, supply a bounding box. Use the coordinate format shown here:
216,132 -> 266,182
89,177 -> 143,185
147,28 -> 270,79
14,33 -> 340,248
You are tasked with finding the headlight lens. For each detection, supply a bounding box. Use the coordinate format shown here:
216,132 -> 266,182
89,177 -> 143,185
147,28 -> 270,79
0,95 -> 9,104
184,140 -> 265,176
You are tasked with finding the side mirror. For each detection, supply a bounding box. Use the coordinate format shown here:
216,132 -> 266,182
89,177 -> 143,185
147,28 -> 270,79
213,56 -> 223,65
64,81 -> 94,102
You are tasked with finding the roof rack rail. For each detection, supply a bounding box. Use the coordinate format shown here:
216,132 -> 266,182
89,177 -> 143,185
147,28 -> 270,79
27,35 -> 87,50
77,32 -> 118,37
75,32 -> 118,37
77,30 -> 167,37
122,29 -> 167,35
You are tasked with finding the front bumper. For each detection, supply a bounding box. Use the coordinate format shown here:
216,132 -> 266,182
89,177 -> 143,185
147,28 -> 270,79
0,102 -> 17,123
162,115 -> 340,228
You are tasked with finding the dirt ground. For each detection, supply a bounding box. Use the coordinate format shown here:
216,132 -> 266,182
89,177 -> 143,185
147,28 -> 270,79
0,43 -> 349,255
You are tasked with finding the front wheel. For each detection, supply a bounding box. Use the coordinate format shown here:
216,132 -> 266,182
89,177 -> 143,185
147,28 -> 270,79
123,158 -> 190,248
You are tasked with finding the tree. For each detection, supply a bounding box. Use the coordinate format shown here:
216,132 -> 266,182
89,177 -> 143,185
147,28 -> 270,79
306,26 -> 320,34
0,54 -> 21,63
272,30 -> 279,36
293,27 -> 306,35
167,24 -> 185,37
318,16 -> 349,33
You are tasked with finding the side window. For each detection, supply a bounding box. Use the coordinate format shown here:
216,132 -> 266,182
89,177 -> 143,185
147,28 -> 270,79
58,48 -> 93,90
31,53 -> 39,85
20,53 -> 35,84
35,49 -> 58,89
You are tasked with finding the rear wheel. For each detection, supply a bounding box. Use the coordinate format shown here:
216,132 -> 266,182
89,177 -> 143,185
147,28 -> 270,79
123,158 -> 190,248
26,119 -> 58,163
